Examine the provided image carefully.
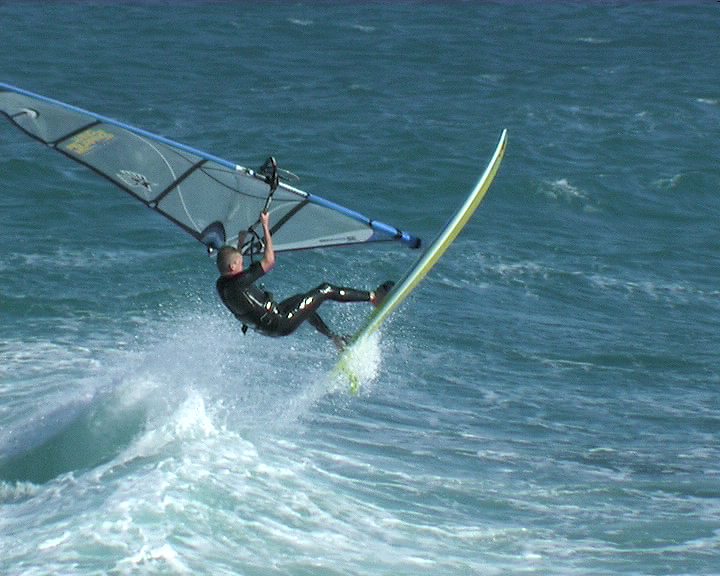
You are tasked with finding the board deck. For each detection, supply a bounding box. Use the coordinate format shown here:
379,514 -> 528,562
337,129 -> 508,393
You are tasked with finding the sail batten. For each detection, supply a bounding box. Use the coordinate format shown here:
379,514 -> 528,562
0,83 -> 421,253
53,119 -> 102,148
152,159 -> 208,207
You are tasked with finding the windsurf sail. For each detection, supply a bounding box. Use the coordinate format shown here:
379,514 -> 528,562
0,83 -> 421,254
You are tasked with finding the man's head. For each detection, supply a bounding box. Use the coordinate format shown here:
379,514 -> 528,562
217,246 -> 243,275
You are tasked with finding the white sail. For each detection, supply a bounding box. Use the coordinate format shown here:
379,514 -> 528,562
0,83 -> 421,254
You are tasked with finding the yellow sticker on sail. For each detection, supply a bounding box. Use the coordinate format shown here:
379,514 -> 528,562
66,128 -> 115,156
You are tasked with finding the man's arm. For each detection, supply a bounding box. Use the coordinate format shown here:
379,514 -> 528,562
260,211 -> 275,273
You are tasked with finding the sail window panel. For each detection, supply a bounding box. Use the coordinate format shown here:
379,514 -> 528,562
156,166 -> 270,237
57,124 -> 202,203
202,165 -> 271,208
0,92 -> 95,144
269,203 -> 375,251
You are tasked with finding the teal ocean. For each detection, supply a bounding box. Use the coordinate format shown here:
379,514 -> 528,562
1,3 -> 719,574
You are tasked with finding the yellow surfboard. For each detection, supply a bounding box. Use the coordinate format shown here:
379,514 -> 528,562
338,129 -> 508,393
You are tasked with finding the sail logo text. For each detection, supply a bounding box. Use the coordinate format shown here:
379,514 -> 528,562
117,170 -> 153,192
66,128 -> 115,156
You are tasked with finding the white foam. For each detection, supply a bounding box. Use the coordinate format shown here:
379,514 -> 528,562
288,18 -> 313,27
543,178 -> 591,205
37,531 -> 71,551
117,390 -> 217,464
351,24 -> 376,33
117,543 -> 191,574
0,480 -> 41,502
333,333 -> 383,393
577,36 -> 611,44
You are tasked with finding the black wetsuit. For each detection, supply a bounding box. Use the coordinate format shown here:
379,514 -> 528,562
216,261 -> 371,339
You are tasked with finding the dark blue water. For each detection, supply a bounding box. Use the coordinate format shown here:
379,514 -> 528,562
1,3 -> 718,574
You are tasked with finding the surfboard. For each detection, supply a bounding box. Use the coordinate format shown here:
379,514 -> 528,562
337,129 -> 508,393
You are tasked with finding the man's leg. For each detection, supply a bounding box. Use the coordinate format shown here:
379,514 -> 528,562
307,311 -> 335,339
305,311 -> 351,350
275,283 -> 371,337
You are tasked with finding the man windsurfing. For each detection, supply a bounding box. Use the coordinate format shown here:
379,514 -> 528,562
216,211 -> 393,349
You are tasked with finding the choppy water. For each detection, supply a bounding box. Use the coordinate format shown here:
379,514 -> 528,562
1,2 -> 719,575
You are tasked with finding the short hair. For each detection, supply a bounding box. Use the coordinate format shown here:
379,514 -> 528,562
216,246 -> 240,274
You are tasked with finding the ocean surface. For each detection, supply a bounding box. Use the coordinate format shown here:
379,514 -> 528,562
1,2 -> 718,574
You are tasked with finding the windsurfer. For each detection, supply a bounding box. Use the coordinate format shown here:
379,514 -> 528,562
216,212 -> 393,349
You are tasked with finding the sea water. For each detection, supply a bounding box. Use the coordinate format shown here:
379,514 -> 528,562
1,3 -> 718,574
